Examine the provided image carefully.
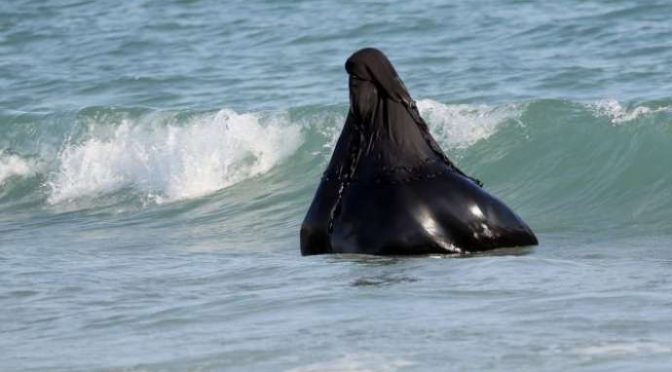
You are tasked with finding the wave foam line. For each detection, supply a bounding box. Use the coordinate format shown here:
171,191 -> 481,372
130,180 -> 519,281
0,151 -> 38,186
417,99 -> 524,149
47,109 -> 303,204
589,99 -> 672,124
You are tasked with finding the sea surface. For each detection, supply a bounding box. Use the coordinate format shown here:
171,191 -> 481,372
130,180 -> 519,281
2,0 -> 672,371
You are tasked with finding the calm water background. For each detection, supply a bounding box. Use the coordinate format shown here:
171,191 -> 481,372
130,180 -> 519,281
2,0 -> 672,370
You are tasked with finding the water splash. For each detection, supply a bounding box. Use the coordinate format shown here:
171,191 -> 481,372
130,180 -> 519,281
417,99 -> 524,148
0,151 -> 39,186
47,109 -> 303,204
589,99 -> 672,124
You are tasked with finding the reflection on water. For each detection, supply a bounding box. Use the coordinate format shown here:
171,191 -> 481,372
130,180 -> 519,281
468,246 -> 535,258
326,245 -> 534,263
327,254 -> 402,266
351,275 -> 419,287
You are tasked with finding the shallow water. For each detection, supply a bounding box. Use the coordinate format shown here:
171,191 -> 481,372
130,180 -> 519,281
2,0 -> 672,370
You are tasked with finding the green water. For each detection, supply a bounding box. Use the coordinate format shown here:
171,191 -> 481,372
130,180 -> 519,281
2,0 -> 672,371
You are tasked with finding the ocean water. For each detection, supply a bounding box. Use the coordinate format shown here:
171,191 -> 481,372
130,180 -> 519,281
2,0 -> 672,370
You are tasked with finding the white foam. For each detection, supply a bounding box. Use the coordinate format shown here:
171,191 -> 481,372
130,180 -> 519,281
416,99 -> 522,149
47,109 -> 303,204
0,151 -> 38,185
590,99 -> 671,124
308,111 -> 345,156
576,341 -> 672,357
287,353 -> 413,372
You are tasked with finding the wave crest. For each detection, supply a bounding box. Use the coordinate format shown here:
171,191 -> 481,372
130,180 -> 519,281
589,99 -> 672,124
47,109 -> 303,204
417,99 -> 524,149
0,151 -> 39,186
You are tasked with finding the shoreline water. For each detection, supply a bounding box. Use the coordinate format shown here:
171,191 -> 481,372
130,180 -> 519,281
3,0 -> 672,370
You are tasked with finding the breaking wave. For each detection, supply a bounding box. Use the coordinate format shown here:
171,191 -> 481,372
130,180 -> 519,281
1,98 -> 671,235
46,109 -> 302,204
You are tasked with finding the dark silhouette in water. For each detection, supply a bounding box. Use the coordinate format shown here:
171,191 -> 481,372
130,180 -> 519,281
301,48 -> 537,255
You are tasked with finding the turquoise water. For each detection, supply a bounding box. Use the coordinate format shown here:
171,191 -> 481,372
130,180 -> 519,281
2,1 -> 672,370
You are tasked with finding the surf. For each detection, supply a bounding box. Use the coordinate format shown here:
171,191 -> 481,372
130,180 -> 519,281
1,98 -> 671,237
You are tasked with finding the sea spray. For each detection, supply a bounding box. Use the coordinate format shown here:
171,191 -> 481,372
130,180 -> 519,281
589,99 -> 672,124
47,109 -> 303,204
0,98 -> 669,231
417,99 -> 525,149
0,151 -> 39,186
